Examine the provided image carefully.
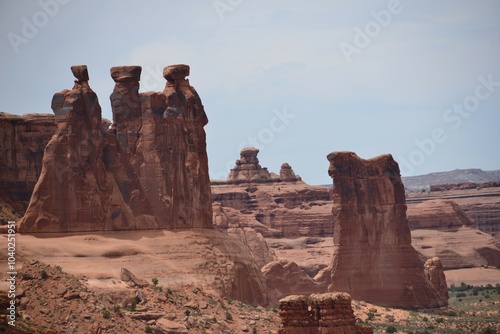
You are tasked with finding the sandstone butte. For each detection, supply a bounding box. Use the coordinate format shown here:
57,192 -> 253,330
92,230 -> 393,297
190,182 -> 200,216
19,64 -> 212,232
316,151 -> 448,308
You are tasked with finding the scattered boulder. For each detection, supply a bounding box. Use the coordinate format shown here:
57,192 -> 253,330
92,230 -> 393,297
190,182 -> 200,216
154,318 -> 188,334
424,257 -> 449,302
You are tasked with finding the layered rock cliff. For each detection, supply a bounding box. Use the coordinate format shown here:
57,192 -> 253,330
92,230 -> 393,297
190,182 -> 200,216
0,112 -> 55,212
212,148 -> 333,238
407,199 -> 500,269
318,151 -> 447,308
407,183 -> 500,242
19,65 -> 212,232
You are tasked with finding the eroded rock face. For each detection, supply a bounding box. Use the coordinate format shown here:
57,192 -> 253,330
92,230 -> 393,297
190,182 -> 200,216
227,147 -> 278,183
227,227 -> 276,269
19,64 -> 212,232
212,148 -> 333,238
319,151 -> 447,308
262,260 -> 324,305
424,257 -> 449,302
407,199 -> 500,269
407,183 -> 500,242
0,112 -> 55,212
278,293 -> 373,334
407,199 -> 475,230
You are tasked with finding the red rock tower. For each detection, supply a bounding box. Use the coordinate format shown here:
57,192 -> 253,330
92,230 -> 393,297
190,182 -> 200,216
320,151 -> 448,308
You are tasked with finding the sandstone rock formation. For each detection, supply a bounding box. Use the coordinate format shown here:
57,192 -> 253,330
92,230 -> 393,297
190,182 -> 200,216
262,260 -> 324,305
407,183 -> 500,242
19,64 -> 212,232
424,257 -> 449,302
0,112 -> 55,212
318,151 -> 447,308
227,147 -> 278,183
212,148 -> 333,238
407,199 -> 500,269
280,162 -> 302,182
227,227 -> 276,269
412,226 -> 500,269
407,199 -> 474,230
278,293 -> 373,334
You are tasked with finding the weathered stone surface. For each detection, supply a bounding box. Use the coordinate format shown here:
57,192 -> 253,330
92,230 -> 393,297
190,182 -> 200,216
120,268 -> 149,287
226,147 -> 278,183
278,293 -> 373,334
407,184 -> 500,242
407,199 -> 474,230
424,257 -> 449,302
19,64 -> 212,232
70,65 -> 89,82
318,151 -> 447,308
212,149 -> 333,238
154,318 -> 188,334
412,226 -> 500,269
280,163 -> 302,182
262,260 -> 324,305
0,112 -> 55,212
226,227 -> 276,269
407,199 -> 500,269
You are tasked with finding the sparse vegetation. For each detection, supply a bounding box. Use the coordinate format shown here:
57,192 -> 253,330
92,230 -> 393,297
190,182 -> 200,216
145,325 -> 153,333
385,325 -> 397,333
151,277 -> 158,286
102,309 -> 110,319
40,269 -> 48,279
225,310 -> 233,321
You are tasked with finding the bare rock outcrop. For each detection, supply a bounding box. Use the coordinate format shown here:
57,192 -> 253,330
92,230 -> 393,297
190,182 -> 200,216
280,162 -> 302,182
262,260 -> 324,305
424,257 -> 449,302
212,148 -> 333,237
407,199 -> 475,230
407,199 -> 500,269
278,293 -> 373,334
19,64 -> 212,232
407,184 -> 500,242
227,227 -> 276,269
318,151 -> 447,308
226,147 -> 279,183
0,112 -> 55,212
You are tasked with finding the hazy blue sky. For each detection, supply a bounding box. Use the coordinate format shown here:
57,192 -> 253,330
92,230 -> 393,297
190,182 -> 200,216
1,0 -> 499,185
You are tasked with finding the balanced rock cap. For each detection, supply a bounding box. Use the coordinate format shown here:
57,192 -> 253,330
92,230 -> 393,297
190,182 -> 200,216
71,65 -> 89,82
163,64 -> 190,81
110,66 -> 142,82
